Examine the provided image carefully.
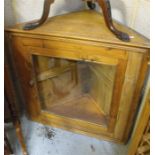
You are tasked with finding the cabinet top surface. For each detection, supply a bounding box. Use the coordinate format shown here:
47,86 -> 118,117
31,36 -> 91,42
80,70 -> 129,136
5,10 -> 149,49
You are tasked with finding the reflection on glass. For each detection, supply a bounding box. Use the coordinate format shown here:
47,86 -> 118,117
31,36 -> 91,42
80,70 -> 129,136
32,55 -> 116,126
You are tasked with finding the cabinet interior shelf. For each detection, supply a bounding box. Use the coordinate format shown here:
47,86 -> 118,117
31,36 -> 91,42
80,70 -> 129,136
33,55 -> 115,127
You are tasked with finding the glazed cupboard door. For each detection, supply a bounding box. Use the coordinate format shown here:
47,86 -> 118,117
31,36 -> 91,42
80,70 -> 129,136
11,36 -> 127,134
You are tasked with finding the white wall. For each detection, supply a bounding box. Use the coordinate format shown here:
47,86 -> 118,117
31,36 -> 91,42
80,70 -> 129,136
114,0 -> 150,38
5,0 -> 150,38
4,0 -> 85,26
95,0 -> 150,38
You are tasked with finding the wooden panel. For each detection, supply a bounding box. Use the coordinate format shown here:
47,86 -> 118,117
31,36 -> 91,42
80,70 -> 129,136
123,51 -> 149,142
28,45 -> 127,131
9,33 -> 148,53
43,39 -> 128,60
32,55 -> 111,127
114,52 -> 146,142
9,34 -> 149,143
22,37 -> 43,47
11,36 -> 41,118
31,54 -> 115,126
33,55 -> 55,108
108,59 -> 127,132
89,64 -> 116,115
47,94 -> 108,126
29,46 -> 119,66
12,36 -> 122,140
5,11 -> 149,49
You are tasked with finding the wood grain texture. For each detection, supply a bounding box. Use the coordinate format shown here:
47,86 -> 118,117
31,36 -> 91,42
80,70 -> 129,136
89,64 -> 116,115
123,52 -> 149,142
5,10 -> 149,143
5,10 -> 149,49
114,52 -> 144,141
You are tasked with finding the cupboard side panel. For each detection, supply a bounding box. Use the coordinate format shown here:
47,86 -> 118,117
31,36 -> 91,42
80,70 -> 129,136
11,36 -> 41,118
114,52 -> 145,141
123,52 -> 149,142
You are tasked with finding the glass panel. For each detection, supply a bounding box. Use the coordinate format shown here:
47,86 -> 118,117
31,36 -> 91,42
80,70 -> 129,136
32,55 -> 116,126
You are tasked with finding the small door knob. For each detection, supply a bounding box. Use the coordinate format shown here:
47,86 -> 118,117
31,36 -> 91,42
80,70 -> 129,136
29,79 -> 35,87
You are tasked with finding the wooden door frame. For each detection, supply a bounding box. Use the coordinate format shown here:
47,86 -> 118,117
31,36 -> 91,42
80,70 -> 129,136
25,46 -> 127,133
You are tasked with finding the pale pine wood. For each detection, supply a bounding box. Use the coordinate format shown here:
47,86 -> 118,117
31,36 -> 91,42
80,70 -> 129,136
35,58 -> 108,126
34,55 -> 55,108
29,46 -> 119,65
5,10 -> 149,49
5,10 -> 149,143
114,52 -> 144,140
10,36 -> 41,118
47,94 -> 107,126
89,64 -> 116,115
28,45 -> 127,134
123,52 -> 149,142
37,62 -> 76,82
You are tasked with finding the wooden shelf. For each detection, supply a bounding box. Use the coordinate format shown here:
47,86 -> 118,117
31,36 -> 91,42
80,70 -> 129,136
44,94 -> 107,126
33,56 -> 115,127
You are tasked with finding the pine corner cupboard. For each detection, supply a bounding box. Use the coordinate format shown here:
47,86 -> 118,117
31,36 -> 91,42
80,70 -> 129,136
5,10 -> 149,144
